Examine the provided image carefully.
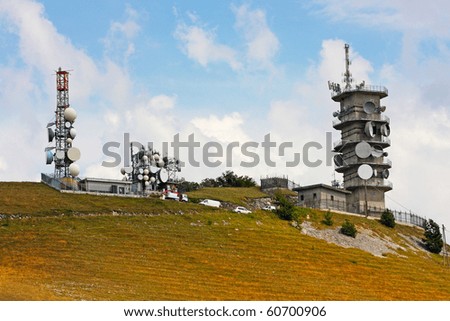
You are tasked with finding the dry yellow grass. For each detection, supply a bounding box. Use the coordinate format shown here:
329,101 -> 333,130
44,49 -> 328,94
0,183 -> 449,300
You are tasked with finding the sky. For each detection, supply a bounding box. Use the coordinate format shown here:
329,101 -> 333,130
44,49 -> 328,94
0,0 -> 449,228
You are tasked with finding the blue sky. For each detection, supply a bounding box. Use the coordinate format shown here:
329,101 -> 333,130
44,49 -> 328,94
1,0 -> 450,228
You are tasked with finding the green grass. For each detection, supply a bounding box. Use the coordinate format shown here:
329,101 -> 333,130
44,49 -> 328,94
0,182 -> 449,300
187,186 -> 268,205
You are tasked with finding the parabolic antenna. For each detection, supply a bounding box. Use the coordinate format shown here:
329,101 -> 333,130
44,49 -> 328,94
69,128 -> 77,139
381,124 -> 390,137
138,168 -> 144,174
47,128 -> 55,142
65,121 -> 72,129
364,121 -> 376,138
157,160 -> 164,167
45,151 -> 54,164
150,176 -> 156,183
371,145 -> 383,158
145,181 -> 150,186
355,141 -> 372,158
357,164 -> 373,180
137,174 -> 144,181
363,101 -> 377,114
159,168 -> 169,183
64,107 -> 77,122
149,165 -> 159,174
67,137 -> 73,145
69,163 -> 80,177
382,169 -> 390,179
142,155 -> 148,162
67,147 -> 81,161
120,168 -> 126,175
124,167 -> 133,174
143,168 -> 149,175
55,150 -> 65,160
143,175 -> 149,181
154,153 -> 160,161
333,154 -> 344,167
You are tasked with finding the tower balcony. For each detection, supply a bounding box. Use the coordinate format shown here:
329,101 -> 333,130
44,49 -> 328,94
333,114 -> 390,130
335,158 -> 392,173
333,137 -> 391,152
331,85 -> 388,101
344,178 -> 393,191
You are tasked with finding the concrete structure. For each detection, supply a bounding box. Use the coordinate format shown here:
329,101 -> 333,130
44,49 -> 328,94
260,176 -> 300,191
79,177 -> 132,195
329,44 -> 392,216
293,184 -> 351,212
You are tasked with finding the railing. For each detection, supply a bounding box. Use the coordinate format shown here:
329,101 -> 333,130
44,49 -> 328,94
333,136 -> 391,149
333,114 -> 390,127
331,85 -> 388,98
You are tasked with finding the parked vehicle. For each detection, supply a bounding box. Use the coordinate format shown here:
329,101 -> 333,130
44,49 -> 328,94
262,205 -> 276,211
199,199 -> 221,208
233,206 -> 252,214
180,194 -> 188,202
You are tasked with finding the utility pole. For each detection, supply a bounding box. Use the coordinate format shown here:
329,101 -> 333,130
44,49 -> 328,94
442,224 -> 447,266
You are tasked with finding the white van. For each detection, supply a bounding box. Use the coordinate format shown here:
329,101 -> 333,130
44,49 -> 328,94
199,199 -> 221,208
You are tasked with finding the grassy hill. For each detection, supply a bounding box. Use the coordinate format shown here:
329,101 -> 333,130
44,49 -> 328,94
0,182 -> 449,300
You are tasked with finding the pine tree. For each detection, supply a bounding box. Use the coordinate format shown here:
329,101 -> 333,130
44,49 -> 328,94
380,209 -> 396,228
423,219 -> 443,254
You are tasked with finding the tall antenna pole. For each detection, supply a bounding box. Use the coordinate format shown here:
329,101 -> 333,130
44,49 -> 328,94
344,44 -> 352,90
54,68 -> 70,178
443,225 -> 448,267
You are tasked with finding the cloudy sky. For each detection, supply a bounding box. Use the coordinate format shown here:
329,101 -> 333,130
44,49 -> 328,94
0,0 -> 449,227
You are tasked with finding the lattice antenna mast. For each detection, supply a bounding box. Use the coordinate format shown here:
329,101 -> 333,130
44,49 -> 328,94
343,44 -> 353,90
54,68 -> 70,178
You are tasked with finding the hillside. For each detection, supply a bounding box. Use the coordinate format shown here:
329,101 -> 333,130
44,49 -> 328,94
0,182 -> 449,300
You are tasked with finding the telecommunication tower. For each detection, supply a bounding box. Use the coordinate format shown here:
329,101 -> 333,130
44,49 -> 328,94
45,68 -> 80,178
329,44 -> 392,215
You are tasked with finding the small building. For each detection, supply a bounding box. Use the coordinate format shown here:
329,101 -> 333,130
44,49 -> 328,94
293,184 -> 351,212
79,177 -> 132,195
260,176 -> 299,191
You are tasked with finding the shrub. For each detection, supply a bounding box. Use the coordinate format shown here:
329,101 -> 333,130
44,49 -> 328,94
322,210 -> 334,226
274,191 -> 296,221
380,209 -> 396,228
423,219 -> 443,254
340,220 -> 357,238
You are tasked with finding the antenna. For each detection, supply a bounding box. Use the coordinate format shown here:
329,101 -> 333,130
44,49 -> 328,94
343,44 -> 353,90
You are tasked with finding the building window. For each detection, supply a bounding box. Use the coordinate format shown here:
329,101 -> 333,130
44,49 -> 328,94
300,195 -> 304,201
331,195 -> 334,201
313,193 -> 317,200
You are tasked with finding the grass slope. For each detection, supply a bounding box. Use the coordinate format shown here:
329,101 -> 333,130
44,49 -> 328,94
0,182 -> 449,300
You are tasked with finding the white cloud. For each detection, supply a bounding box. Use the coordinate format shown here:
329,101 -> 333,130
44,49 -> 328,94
174,23 -> 242,71
191,112 -> 249,143
233,4 -> 280,71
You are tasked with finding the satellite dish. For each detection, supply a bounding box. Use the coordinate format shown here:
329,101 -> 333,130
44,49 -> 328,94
157,160 -> 164,167
64,107 -> 77,122
143,168 -> 149,175
333,154 -> 344,167
55,150 -> 65,160
142,155 -> 148,162
379,106 -> 386,112
66,137 -> 73,145
137,174 -> 144,181
364,121 -> 376,138
154,153 -> 160,161
145,181 -> 150,186
332,111 -> 339,117
45,151 -> 54,164
363,101 -> 377,114
64,121 -> 72,129
149,165 -> 159,174
371,145 -> 383,158
120,168 -> 126,175
381,124 -> 390,137
143,175 -> 149,181
47,128 -> 55,142
69,128 -> 77,139
150,176 -> 156,183
124,167 -> 133,174
138,168 -> 144,174
159,168 -> 169,183
355,141 -> 372,158
69,163 -> 80,177
357,164 -> 373,180
46,121 -> 55,128
67,147 -> 81,161
382,169 -> 390,179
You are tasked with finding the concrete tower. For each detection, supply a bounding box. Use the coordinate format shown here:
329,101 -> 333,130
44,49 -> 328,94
329,44 -> 392,215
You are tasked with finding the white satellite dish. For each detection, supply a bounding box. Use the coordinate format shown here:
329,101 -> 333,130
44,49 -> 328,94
69,128 -> 77,139
142,155 -> 148,162
124,167 -> 133,174
137,174 -> 144,181
46,151 -> 54,164
159,168 -> 169,183
64,121 -> 72,129
55,150 -> 65,160
47,128 -> 55,142
143,168 -> 149,175
154,153 -> 160,161
364,121 -> 376,138
64,107 -> 77,122
120,168 -> 126,175
66,137 -> 73,145
381,124 -> 390,137
145,181 -> 150,186
157,160 -> 164,167
382,169 -> 390,179
143,175 -> 149,181
371,145 -> 383,158
150,176 -> 156,183
363,101 -> 377,114
69,163 -> 80,177
357,164 -> 373,180
150,165 -> 159,174
333,154 -> 344,167
67,147 -> 81,161
355,141 -> 372,158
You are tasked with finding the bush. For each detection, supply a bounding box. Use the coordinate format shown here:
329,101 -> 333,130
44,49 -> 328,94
274,191 -> 296,221
340,220 -> 357,238
322,210 -> 334,226
423,219 -> 443,254
380,209 -> 396,228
